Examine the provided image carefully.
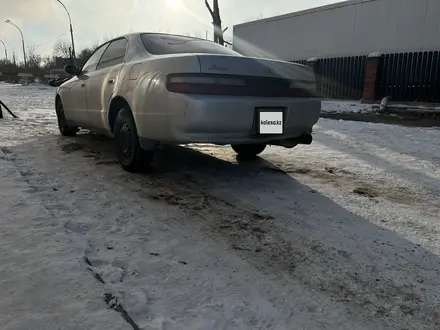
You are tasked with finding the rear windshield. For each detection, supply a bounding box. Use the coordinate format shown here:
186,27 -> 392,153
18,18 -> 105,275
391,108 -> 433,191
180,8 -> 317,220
140,33 -> 241,56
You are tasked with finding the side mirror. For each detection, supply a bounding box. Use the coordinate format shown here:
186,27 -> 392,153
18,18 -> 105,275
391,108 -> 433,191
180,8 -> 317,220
64,64 -> 80,76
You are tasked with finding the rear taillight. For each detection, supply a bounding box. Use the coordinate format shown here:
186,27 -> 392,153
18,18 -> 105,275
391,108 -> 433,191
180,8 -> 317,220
168,75 -> 245,86
166,74 -> 317,97
166,74 -> 246,95
288,80 -> 317,97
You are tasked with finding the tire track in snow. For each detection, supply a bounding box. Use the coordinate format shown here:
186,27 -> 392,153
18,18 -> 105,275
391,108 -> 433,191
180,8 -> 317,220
121,169 -> 432,326
6,137 -> 384,329
2,140 -> 143,330
83,255 -> 141,330
7,133 -> 440,329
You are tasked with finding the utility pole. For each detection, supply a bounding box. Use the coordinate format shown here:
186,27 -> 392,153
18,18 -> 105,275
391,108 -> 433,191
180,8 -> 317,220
0,39 -> 7,61
5,19 -> 27,71
57,0 -> 76,65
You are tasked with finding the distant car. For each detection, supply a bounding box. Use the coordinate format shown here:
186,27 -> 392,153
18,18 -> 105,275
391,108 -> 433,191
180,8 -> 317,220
49,76 -> 71,87
55,32 -> 321,172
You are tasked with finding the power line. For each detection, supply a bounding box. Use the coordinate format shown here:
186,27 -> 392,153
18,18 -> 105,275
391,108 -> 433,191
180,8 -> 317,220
34,31 -> 69,48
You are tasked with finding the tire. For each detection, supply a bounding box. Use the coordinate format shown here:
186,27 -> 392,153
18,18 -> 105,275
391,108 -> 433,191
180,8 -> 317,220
56,100 -> 78,136
113,108 -> 154,173
231,143 -> 267,158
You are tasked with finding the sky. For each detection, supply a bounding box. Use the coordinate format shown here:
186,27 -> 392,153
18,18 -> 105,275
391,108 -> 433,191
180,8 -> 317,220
0,0 -> 344,61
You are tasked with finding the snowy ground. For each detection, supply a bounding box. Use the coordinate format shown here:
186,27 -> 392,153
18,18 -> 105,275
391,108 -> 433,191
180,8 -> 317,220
1,84 -> 440,330
321,100 -> 373,114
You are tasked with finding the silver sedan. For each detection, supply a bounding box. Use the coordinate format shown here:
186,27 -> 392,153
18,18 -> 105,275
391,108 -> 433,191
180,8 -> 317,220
56,33 -> 321,172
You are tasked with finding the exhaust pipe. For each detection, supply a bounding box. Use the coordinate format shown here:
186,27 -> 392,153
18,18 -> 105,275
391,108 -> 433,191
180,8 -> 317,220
298,133 -> 313,145
271,133 -> 313,148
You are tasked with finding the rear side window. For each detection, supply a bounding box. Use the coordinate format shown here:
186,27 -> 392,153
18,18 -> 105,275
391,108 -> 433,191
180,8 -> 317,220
96,38 -> 128,70
141,33 -> 240,56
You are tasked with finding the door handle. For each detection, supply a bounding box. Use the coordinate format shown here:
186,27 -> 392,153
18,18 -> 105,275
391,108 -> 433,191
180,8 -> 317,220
80,83 -> 85,87
108,78 -> 115,84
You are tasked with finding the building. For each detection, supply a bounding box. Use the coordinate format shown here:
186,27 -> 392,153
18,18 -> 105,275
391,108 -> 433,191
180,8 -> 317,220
232,0 -> 440,103
233,0 -> 440,61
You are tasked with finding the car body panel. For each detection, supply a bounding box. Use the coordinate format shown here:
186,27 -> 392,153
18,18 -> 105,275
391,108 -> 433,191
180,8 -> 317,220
124,55 -> 202,140
196,53 -> 314,82
57,33 -> 321,148
142,93 -> 321,144
86,63 -> 125,130
59,76 -> 88,125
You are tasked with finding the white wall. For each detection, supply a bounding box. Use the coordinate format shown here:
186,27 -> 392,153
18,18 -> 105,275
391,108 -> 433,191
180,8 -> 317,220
233,0 -> 440,61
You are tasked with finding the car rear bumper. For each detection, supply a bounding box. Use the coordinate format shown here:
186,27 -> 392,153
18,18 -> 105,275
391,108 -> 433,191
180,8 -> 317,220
137,94 -> 321,145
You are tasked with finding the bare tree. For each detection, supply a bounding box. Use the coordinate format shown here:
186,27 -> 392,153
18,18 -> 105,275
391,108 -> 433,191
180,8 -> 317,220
53,40 -> 71,58
41,55 -> 56,70
205,0 -> 224,45
26,45 -> 42,70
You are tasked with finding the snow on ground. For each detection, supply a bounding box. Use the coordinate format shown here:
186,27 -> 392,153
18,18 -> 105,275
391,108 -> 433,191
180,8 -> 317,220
1,84 -> 440,330
0,152 -> 128,330
386,104 -> 440,111
321,100 -> 374,114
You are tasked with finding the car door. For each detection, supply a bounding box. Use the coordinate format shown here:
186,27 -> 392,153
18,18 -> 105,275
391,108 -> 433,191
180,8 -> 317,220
59,76 -> 86,125
63,43 -> 109,127
86,38 -> 128,131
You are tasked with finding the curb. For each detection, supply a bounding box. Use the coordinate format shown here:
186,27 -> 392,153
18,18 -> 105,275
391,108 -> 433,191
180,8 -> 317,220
320,112 -> 440,128
372,105 -> 440,116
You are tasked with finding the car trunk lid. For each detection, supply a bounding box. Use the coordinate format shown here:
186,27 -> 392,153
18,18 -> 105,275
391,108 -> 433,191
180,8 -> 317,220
196,54 -> 314,83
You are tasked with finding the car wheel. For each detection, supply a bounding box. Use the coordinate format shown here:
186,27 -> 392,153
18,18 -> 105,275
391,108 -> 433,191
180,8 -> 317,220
56,100 -> 78,136
231,143 -> 267,158
113,108 -> 154,173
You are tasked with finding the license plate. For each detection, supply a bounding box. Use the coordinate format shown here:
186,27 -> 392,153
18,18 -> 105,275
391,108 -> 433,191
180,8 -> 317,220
255,107 -> 284,135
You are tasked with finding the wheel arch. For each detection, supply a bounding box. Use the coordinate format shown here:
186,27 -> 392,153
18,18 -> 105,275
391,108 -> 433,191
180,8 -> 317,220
55,94 -> 62,113
108,96 -> 132,133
